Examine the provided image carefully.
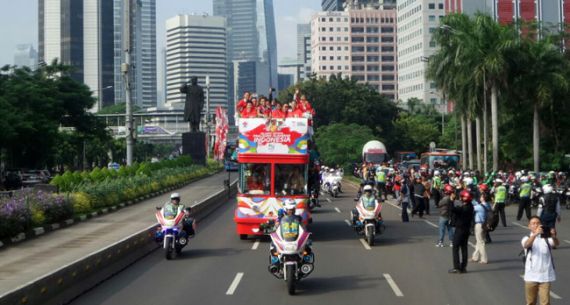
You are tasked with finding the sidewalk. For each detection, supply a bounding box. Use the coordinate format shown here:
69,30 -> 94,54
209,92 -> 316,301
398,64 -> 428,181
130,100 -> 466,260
0,171 -> 235,297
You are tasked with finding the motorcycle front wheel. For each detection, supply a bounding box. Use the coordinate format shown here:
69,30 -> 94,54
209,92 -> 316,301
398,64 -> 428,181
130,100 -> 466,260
286,264 -> 296,295
165,238 -> 173,260
366,226 -> 375,246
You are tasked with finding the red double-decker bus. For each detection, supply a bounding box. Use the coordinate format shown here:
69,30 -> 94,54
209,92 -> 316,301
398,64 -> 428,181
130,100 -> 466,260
234,118 -> 312,240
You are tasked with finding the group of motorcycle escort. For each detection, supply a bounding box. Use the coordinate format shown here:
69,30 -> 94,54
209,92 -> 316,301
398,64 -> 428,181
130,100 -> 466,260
151,175 -> 385,295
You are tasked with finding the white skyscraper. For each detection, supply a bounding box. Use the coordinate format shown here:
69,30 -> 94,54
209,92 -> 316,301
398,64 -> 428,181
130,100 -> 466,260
165,15 -> 228,114
396,0 -> 446,106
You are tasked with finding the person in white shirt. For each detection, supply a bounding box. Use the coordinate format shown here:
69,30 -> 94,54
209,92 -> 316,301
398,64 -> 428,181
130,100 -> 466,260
521,216 -> 560,305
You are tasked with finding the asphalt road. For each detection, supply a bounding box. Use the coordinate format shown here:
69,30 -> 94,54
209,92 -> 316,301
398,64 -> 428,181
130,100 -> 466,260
71,183 -> 570,305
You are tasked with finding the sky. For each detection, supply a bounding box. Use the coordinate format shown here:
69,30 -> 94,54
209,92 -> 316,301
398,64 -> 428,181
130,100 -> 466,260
0,0 -> 321,67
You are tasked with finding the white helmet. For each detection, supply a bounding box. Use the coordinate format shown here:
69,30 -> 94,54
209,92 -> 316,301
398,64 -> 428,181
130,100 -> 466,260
284,199 -> 297,211
515,171 -> 522,178
363,185 -> 373,192
520,176 -> 528,183
495,179 -> 503,184
463,177 -> 473,186
170,193 -> 180,200
542,184 -> 553,194
329,168 -> 335,172
434,170 -> 440,176
463,172 -> 470,177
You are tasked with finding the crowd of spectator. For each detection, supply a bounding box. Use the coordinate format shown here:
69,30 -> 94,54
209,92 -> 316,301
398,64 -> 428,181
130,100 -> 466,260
236,88 -> 315,119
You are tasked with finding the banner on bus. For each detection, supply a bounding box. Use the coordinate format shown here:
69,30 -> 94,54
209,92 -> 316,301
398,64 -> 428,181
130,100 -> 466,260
238,118 -> 309,155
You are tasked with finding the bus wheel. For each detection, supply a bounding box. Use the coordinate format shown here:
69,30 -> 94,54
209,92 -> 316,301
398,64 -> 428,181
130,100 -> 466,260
240,234 -> 248,240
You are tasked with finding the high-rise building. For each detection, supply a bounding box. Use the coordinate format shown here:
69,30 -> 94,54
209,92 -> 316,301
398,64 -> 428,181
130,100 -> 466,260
14,44 -> 38,69
322,0 -> 344,11
213,0 -> 278,108
396,0 -> 446,106
297,24 -> 312,80
446,0 -> 570,27
311,10 -> 398,100
165,15 -> 228,115
39,0 -> 116,111
39,0 -> 84,82
113,0 -> 157,109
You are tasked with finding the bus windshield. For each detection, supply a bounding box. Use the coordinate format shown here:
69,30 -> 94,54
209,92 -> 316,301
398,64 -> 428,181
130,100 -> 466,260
240,163 -> 271,195
275,164 -> 308,196
430,155 -> 460,169
365,153 -> 386,163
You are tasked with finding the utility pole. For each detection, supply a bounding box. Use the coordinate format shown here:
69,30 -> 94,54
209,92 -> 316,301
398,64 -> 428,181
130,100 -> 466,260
122,0 -> 134,166
206,75 -> 211,159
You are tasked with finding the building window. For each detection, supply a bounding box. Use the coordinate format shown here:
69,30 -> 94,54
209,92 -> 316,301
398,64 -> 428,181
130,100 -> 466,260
337,66 -> 342,70
329,37 -> 334,41
352,46 -> 365,52
428,3 -> 435,9
330,56 -> 334,60
381,46 -> 394,52
430,98 -> 437,104
382,84 -> 396,90
345,56 -> 349,60
439,3 -> 444,9
367,65 -> 380,71
381,27 -> 394,33
337,56 -> 341,60
382,75 -> 395,81
367,56 -> 380,62
330,65 -> 334,70
351,27 -> 365,33
429,41 -> 436,48
344,37 -> 349,41
344,46 -> 349,50
366,27 -> 379,33
381,65 -> 395,71
368,75 -> 380,81
329,27 -> 334,31
337,36 -> 341,41
352,56 -> 365,62
429,27 -> 436,33
352,36 -> 365,42
321,18 -> 326,22
322,27 -> 326,32
321,46 -> 326,50
344,27 -> 349,31
330,46 -> 334,50
367,46 -> 379,52
381,55 -> 394,61
352,65 -> 365,71
337,46 -> 341,50
322,66 -> 326,70
322,56 -> 327,60
429,15 -> 436,22
380,36 -> 393,42
321,37 -> 326,41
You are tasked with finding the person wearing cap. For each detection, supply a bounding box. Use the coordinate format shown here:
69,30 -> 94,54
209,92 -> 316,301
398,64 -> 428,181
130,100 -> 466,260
449,190 -> 475,274
436,184 -> 456,247
538,184 -> 561,229
492,179 -> 508,227
518,176 -> 533,221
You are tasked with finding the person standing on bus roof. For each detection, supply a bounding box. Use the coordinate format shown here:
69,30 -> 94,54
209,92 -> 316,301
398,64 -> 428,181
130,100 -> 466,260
236,91 -> 251,113
240,101 -> 258,118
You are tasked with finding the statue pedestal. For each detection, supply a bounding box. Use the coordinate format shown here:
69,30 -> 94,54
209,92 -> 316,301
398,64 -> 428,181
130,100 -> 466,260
182,132 -> 206,166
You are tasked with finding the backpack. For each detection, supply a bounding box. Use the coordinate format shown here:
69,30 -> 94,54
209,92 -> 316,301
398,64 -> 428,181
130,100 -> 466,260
483,204 -> 498,232
519,247 -> 530,267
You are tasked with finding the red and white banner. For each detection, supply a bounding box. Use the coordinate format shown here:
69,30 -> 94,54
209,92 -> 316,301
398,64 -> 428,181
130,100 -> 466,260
214,106 -> 228,160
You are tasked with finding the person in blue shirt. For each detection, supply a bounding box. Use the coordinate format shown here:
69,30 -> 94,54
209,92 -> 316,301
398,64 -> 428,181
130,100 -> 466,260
471,193 -> 491,264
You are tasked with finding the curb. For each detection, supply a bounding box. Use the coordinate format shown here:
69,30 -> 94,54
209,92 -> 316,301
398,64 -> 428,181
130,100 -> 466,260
0,181 -> 237,305
0,168 -> 223,250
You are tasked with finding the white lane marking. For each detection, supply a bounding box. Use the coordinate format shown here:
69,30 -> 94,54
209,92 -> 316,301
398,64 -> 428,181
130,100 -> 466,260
511,221 -> 528,229
251,240 -> 260,250
326,198 -> 332,203
344,219 -> 352,227
226,272 -> 244,295
334,207 -> 341,213
564,240 -> 570,245
468,241 -> 476,248
385,200 -> 402,210
359,238 -> 372,250
383,273 -> 404,297
424,220 -> 438,228
519,275 -> 562,299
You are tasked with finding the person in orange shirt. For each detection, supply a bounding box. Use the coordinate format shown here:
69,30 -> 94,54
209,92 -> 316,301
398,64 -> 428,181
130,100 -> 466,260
240,101 -> 258,118
236,91 -> 251,113
271,103 -> 286,119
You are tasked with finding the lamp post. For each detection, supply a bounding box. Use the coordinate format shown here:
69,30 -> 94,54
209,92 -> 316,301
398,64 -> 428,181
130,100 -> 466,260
123,0 -> 134,166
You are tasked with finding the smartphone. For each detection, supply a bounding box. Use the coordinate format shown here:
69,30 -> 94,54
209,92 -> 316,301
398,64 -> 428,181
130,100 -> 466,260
541,225 -> 551,238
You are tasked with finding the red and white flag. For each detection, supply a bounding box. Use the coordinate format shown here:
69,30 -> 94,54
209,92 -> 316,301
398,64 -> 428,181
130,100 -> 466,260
214,106 -> 228,160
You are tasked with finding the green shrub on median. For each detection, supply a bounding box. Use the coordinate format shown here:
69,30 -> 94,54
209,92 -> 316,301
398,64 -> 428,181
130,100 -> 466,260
0,158 -> 222,240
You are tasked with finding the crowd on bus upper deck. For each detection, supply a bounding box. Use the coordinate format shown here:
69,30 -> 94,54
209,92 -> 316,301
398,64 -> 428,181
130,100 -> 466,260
236,88 -> 315,119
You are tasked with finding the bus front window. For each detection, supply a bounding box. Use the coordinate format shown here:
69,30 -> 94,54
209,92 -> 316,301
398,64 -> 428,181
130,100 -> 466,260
240,164 -> 271,195
275,164 -> 307,196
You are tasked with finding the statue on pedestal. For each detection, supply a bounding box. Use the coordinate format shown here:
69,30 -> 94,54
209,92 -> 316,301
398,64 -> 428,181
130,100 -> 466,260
180,77 -> 205,132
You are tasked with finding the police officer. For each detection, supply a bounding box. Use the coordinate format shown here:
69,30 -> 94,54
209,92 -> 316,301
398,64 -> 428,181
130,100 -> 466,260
492,179 -> 508,227
517,176 -> 532,221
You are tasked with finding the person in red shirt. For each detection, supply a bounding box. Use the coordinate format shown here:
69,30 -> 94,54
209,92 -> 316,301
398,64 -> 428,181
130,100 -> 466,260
299,95 -> 315,116
293,88 -> 301,104
289,101 -> 304,118
240,101 -> 258,118
259,99 -> 272,118
236,91 -> 251,113
271,103 -> 286,119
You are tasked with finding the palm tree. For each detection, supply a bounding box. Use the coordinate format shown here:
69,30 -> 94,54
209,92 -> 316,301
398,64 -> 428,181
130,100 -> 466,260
512,36 -> 568,172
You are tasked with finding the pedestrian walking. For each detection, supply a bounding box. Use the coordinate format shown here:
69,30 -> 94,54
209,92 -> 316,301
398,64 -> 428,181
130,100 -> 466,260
399,176 -> 411,222
436,184 -> 455,247
522,216 -> 559,305
411,176 -> 426,218
471,193 -> 491,264
449,190 -> 475,274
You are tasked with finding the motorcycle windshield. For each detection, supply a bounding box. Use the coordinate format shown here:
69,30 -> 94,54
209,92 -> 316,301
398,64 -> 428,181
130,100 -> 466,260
280,219 -> 300,242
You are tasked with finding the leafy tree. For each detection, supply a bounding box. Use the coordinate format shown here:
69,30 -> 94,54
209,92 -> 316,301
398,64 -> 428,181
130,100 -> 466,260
278,75 -> 399,147
314,123 -> 376,169
393,114 -> 441,153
